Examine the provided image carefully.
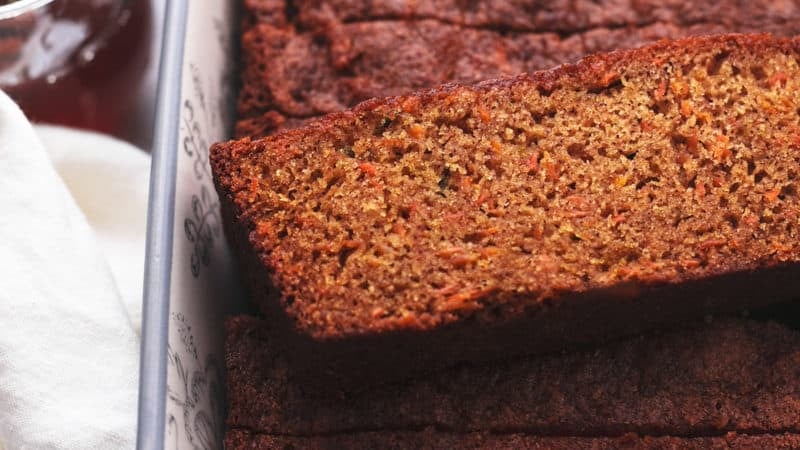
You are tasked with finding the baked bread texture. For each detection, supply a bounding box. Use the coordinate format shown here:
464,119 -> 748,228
236,1 -> 800,138
225,316 -> 800,445
212,34 -> 800,385
225,430 -> 800,450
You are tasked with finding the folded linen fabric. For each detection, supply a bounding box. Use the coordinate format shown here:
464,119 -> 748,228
0,91 -> 147,449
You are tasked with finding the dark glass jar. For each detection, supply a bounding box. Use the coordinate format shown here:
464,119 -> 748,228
0,0 -> 151,146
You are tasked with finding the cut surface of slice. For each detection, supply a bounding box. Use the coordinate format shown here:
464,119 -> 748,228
212,34 -> 800,385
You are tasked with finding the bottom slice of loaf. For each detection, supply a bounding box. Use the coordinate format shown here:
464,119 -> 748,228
226,315 -> 800,443
225,429 -> 800,450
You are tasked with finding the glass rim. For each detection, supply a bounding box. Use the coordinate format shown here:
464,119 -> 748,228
0,0 -> 55,20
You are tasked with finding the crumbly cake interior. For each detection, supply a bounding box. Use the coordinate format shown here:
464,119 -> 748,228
236,40 -> 800,337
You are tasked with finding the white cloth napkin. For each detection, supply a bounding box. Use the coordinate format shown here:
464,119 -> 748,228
0,91 -> 146,448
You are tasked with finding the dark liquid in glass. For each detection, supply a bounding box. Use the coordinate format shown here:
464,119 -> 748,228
0,0 -> 151,146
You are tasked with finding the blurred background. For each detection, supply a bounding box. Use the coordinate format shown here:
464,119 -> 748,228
0,0 -> 164,150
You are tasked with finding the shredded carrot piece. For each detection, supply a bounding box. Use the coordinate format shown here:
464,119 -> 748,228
681,259 -> 701,269
401,97 -> 420,112
699,238 -> 727,250
450,254 -> 479,267
744,215 -> 760,227
341,239 -> 362,249
695,182 -> 706,199
714,145 -> 732,161
438,287 -> 496,312
687,132 -> 699,153
477,106 -> 492,123
768,71 -> 788,88
670,78 -> 689,97
358,162 -> 377,176
391,223 -> 406,236
764,188 -> 781,203
527,154 -> 538,172
256,222 -> 273,237
408,124 -> 425,139
436,247 -> 464,258
490,140 -> 502,153
542,159 -> 559,181
654,79 -> 668,101
680,100 -> 693,117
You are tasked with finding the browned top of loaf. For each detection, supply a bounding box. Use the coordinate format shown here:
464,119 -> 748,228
212,34 -> 800,339
236,1 -> 800,138
288,0 -> 800,32
243,0 -> 800,32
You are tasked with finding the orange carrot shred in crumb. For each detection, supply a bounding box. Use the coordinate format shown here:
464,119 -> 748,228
669,77 -> 689,97
768,71 -> 788,87
714,145 -> 732,161
342,239 -> 362,249
439,287 -> 495,312
527,154 -> 538,172
401,97 -> 420,112
436,247 -> 464,258
359,162 -> 377,175
450,254 -> 479,267
393,313 -> 421,328
476,190 -> 490,205
680,100 -> 693,116
600,70 -> 620,86
477,106 -> 491,123
744,215 -> 760,227
681,259 -> 701,269
543,160 -> 559,181
764,188 -> 781,203
654,79 -> 668,101
695,182 -> 706,199
772,241 -> 793,253
408,124 -> 425,139
699,238 -> 727,250
256,222 -> 274,237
